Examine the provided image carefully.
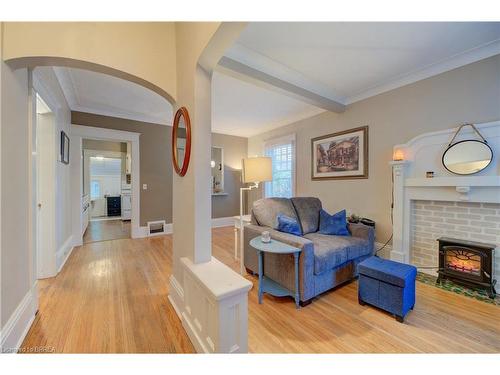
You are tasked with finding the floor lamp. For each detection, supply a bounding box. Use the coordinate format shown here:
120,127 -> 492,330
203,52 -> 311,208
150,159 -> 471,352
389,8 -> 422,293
240,157 -> 272,275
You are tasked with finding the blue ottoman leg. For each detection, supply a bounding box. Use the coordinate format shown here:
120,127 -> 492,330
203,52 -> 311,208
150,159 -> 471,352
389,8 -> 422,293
396,315 -> 404,323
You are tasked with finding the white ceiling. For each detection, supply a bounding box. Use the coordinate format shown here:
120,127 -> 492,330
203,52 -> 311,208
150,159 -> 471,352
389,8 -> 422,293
229,22 -> 500,104
53,67 -> 173,125
53,65 -> 325,138
211,71 -> 324,137
52,23 -> 500,138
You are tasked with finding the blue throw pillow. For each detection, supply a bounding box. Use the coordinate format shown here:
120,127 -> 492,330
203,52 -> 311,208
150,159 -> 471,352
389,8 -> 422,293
319,209 -> 350,236
277,214 -> 302,236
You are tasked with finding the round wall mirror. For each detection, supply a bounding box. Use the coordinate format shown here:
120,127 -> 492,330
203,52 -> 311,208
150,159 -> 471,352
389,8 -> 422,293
172,107 -> 191,176
442,140 -> 493,175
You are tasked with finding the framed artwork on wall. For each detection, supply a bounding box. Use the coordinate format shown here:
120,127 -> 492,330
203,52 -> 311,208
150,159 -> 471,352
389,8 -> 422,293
60,130 -> 70,164
311,126 -> 368,180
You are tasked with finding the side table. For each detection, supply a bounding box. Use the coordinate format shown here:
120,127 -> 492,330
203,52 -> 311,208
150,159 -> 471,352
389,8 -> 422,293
249,237 -> 301,308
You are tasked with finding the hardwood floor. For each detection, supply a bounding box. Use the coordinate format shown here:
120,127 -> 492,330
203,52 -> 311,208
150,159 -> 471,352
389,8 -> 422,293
22,235 -> 194,353
83,219 -> 131,243
22,227 -> 500,353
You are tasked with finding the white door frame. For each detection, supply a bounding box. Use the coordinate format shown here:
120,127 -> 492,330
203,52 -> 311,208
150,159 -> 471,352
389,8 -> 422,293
70,125 -> 141,245
32,74 -> 59,280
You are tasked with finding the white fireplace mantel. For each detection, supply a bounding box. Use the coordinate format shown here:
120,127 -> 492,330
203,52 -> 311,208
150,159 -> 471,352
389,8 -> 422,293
389,121 -> 500,263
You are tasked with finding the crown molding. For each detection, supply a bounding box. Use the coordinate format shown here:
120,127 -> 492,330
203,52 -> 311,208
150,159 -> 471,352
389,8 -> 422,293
344,39 -> 500,104
224,38 -> 500,110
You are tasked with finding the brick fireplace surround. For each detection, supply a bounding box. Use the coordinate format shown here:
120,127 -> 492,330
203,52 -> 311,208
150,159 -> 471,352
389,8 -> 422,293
411,200 -> 500,278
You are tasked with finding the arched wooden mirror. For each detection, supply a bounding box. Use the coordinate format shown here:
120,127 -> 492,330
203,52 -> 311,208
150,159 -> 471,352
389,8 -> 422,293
172,107 -> 192,176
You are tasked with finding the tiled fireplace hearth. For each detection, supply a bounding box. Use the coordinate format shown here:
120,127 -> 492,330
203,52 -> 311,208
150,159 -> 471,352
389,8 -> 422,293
389,121 -> 500,283
411,200 -> 500,279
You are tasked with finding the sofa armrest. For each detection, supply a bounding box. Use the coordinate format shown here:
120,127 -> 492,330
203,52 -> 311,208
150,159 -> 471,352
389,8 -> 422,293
244,224 -> 312,249
348,223 -> 375,251
243,224 -> 315,302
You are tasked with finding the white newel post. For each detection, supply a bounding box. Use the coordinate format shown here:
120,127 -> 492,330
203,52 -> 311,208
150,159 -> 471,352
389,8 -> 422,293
390,161 -> 409,263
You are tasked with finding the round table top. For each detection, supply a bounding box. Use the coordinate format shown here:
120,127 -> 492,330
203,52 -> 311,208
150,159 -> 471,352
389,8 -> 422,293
249,237 -> 301,254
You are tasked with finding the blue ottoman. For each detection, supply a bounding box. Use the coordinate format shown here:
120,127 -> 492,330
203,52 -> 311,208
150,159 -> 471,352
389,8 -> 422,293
358,256 -> 417,322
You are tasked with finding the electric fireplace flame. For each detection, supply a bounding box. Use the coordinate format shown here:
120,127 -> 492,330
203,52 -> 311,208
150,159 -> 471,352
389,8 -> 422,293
445,250 -> 481,275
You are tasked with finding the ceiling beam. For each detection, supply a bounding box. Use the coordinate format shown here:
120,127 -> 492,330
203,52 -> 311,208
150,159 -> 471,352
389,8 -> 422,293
217,56 -> 346,113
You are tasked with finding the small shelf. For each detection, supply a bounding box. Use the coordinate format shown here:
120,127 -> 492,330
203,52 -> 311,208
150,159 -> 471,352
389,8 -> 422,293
261,276 -> 294,298
405,176 -> 500,187
212,192 -> 228,196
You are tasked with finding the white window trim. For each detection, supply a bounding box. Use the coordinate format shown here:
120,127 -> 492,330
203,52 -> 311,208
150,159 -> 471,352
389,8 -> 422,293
262,133 -> 296,199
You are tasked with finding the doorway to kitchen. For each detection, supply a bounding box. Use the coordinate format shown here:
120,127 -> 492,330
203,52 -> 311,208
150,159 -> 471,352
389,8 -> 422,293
82,139 -> 132,243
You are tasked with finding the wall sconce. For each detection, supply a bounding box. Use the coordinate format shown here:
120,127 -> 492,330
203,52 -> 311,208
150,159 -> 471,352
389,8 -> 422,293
393,149 -> 405,161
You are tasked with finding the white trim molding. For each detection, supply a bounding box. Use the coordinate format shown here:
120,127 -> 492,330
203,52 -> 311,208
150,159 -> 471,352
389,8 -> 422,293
222,38 -> 500,108
346,39 -> 500,104
211,216 -> 236,228
0,287 -> 37,353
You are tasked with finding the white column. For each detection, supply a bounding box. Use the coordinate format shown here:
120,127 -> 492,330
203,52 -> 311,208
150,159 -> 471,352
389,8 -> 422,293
390,161 -> 409,263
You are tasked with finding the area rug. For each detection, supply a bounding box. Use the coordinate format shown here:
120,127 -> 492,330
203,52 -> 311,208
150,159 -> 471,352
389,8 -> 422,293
416,272 -> 499,306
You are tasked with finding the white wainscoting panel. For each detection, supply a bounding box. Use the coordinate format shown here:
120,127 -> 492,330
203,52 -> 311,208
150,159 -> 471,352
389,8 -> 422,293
179,256 -> 252,353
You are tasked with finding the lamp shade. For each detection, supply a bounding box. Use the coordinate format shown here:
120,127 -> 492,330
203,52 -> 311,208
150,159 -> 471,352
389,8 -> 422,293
242,157 -> 272,183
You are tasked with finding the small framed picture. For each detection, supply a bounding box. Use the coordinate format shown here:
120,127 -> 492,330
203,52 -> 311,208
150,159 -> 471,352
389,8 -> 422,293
311,126 -> 368,180
60,130 -> 70,164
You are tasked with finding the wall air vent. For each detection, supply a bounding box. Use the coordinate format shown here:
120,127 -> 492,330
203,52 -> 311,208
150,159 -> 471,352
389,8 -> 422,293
147,220 -> 167,236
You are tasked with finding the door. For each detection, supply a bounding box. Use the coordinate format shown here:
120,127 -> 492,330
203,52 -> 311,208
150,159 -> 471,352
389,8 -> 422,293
35,98 -> 56,279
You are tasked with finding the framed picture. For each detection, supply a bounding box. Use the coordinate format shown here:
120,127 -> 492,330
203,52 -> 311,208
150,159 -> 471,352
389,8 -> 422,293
311,126 -> 368,180
60,130 -> 70,164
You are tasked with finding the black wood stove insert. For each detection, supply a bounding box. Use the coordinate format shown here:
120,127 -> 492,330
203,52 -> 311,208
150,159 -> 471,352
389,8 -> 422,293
437,237 -> 496,298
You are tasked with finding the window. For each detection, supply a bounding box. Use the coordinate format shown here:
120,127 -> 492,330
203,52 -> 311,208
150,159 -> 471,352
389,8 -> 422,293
90,180 -> 101,199
264,134 -> 295,198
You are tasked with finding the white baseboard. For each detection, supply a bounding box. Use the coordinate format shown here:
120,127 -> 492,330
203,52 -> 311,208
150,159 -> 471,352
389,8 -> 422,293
168,275 -> 184,320
182,311 -> 209,353
137,216 -> 235,238
211,216 -> 235,228
57,235 -> 74,273
0,288 -> 37,353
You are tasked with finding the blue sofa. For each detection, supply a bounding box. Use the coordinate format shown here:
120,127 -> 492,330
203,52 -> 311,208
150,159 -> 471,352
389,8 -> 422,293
243,197 -> 375,305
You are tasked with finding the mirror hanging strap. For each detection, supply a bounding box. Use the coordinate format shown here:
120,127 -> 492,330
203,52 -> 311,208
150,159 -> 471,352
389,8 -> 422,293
448,123 -> 488,147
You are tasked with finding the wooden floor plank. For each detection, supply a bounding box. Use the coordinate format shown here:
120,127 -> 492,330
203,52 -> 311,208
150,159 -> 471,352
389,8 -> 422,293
21,226 -> 500,353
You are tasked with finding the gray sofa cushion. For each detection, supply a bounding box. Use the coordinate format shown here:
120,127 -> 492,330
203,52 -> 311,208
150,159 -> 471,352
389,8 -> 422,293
291,197 -> 322,234
304,232 -> 371,275
252,198 -> 299,230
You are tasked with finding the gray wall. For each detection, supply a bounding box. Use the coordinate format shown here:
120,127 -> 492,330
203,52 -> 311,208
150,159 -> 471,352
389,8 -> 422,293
1,63 -> 30,327
212,133 -> 248,218
1,64 -> 74,330
248,55 -> 500,243
72,112 -> 173,226
72,112 -> 248,225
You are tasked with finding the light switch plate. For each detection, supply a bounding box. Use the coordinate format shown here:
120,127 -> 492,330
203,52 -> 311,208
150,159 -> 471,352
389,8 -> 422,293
142,184 -> 148,190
